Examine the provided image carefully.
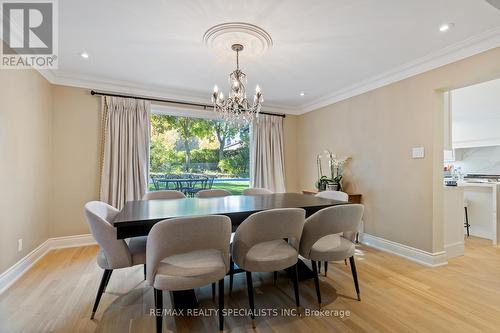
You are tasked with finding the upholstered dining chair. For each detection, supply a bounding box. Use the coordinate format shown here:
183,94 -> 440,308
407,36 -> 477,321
84,201 -> 147,319
197,189 -> 231,197
231,208 -> 306,328
315,190 -> 348,202
197,188 -> 233,298
299,204 -> 364,308
142,190 -> 186,200
147,215 -> 232,333
242,188 -> 273,195
315,190 -> 350,275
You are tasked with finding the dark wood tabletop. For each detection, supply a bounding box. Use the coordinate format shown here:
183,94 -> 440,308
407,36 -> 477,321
113,193 -> 345,239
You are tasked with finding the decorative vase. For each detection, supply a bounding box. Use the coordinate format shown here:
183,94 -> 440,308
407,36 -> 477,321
326,183 -> 339,191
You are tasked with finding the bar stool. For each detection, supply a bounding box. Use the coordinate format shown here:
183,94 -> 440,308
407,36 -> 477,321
464,199 -> 471,237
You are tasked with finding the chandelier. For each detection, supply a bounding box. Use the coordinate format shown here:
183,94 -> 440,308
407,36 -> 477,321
211,44 -> 263,125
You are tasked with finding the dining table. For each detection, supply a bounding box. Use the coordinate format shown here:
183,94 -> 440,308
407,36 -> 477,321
112,192 -> 346,308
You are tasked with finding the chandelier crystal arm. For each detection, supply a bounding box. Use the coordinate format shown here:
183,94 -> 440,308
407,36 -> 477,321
211,43 -> 263,126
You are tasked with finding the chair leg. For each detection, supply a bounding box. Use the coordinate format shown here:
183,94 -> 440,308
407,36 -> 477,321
218,279 -> 224,332
273,271 -> 278,286
464,207 -> 470,237
344,259 -> 348,266
229,260 -> 234,295
103,269 -> 113,292
144,264 -> 147,280
212,283 -> 216,302
349,256 -> 361,301
291,263 -> 301,310
324,261 -> 328,277
91,269 -> 112,319
311,261 -> 322,308
155,288 -> 163,333
318,261 -> 322,274
245,271 -> 256,328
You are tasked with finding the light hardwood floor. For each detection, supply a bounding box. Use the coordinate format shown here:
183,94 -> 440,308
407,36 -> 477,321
1,237 -> 499,333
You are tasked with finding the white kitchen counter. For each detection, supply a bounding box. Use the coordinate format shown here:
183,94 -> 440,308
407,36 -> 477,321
458,181 -> 500,188
456,181 -> 499,245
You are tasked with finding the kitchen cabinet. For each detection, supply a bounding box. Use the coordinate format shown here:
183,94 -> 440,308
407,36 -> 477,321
448,84 -> 500,149
453,119 -> 500,148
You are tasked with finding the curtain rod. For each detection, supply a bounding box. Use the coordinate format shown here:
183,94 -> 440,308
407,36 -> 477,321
90,90 -> 286,118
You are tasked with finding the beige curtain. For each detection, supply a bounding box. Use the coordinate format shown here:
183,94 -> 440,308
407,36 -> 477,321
100,96 -> 150,209
250,114 -> 286,192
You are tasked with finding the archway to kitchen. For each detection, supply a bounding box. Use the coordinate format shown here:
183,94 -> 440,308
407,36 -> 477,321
442,78 -> 500,260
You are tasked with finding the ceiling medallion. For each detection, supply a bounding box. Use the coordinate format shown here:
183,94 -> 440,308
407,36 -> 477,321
203,22 -> 273,57
205,23 -> 271,125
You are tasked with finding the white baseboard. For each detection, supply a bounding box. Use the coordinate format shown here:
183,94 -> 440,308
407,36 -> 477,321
359,233 -> 448,267
48,234 -> 96,249
0,234 -> 96,294
0,232 -> 451,294
469,226 -> 495,242
444,241 -> 465,260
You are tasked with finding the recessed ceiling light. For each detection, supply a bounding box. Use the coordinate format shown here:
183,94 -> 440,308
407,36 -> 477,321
300,92 -> 305,96
439,23 -> 454,32
80,52 -> 89,59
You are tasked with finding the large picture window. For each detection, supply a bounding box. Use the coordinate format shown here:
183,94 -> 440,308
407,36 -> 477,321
149,112 -> 250,195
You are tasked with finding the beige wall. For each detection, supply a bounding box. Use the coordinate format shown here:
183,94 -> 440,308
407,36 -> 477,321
3,47 -> 500,273
297,47 -> 500,253
50,86 -> 101,237
0,80 -> 100,272
0,69 -> 52,273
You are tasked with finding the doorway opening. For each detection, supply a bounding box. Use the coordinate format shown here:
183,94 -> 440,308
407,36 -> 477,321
443,78 -> 500,259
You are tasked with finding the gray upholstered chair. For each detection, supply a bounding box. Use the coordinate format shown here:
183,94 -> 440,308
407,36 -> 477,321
196,189 -> 231,197
142,190 -> 186,200
147,215 -> 231,333
84,201 -> 147,319
299,204 -> 364,307
315,190 -> 350,274
231,208 -> 306,328
242,188 -> 273,195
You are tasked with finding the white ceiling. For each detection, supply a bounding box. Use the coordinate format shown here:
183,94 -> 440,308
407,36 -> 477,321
453,78 -> 500,121
46,0 -> 500,114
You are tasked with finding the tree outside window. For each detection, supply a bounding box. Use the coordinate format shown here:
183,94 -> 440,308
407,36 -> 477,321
150,114 -> 250,194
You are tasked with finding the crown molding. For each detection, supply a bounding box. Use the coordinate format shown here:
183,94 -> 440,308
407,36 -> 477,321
37,69 -> 298,115
36,68 -> 57,83
300,26 -> 500,114
35,26 -> 500,116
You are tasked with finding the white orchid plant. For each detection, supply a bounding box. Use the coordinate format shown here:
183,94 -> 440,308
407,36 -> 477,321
316,150 -> 351,190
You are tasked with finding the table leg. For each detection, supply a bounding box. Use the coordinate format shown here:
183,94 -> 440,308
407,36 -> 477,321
171,290 -> 198,310
286,258 -> 316,281
167,260 -> 313,310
